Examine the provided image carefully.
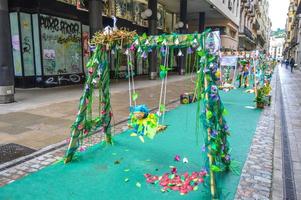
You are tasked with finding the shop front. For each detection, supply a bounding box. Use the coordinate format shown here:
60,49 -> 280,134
8,0 -> 176,88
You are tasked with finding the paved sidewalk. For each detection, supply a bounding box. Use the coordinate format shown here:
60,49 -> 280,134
0,75 -> 194,150
271,66 -> 301,199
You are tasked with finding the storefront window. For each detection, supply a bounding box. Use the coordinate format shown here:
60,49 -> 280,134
39,14 -> 83,75
77,0 -> 111,16
115,0 -> 133,21
32,14 -> 42,76
165,12 -> 173,33
57,0 -> 77,6
10,12 -> 22,76
157,3 -> 164,29
133,0 -> 148,27
20,13 -> 35,76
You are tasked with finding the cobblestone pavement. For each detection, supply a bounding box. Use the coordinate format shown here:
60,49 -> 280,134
234,68 -> 277,200
0,75 -> 194,150
235,65 -> 301,200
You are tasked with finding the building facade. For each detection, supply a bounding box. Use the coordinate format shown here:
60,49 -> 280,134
187,0 -> 241,51
2,0 -> 273,90
238,0 -> 271,52
269,29 -> 286,60
7,0 -> 180,88
284,0 -> 301,66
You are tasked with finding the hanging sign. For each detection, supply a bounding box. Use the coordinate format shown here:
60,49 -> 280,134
220,56 -> 238,67
205,31 -> 221,55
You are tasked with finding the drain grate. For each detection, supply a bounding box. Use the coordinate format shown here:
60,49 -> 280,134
0,143 -> 36,165
279,72 -> 297,200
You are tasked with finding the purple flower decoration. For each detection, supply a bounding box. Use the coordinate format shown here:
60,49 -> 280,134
210,93 -> 219,101
89,45 -> 96,52
201,145 -> 206,152
211,85 -> 218,93
160,46 -> 166,53
141,51 -> 147,59
210,129 -> 218,138
85,85 -> 90,92
225,154 -> 231,161
187,47 -> 193,54
203,68 -> 210,73
223,124 -> 229,131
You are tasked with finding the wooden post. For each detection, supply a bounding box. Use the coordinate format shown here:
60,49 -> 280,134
253,58 -> 257,97
204,75 -> 217,199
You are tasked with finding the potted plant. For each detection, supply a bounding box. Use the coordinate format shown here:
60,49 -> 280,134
255,87 -> 266,109
262,84 -> 272,106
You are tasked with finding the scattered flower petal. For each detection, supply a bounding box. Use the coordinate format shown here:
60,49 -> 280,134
174,155 -> 180,161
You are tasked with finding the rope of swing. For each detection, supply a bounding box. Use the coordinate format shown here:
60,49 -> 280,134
127,50 -> 132,107
127,49 -> 136,108
158,46 -> 169,124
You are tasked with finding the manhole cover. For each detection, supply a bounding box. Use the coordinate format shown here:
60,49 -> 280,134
0,143 -> 36,164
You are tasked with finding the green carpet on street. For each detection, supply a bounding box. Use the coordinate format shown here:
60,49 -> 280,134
0,89 -> 261,200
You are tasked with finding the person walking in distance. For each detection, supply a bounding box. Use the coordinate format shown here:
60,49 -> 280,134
290,57 -> 295,73
285,59 -> 289,69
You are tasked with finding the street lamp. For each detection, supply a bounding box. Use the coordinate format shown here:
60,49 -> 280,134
177,21 -> 184,28
141,8 -> 153,19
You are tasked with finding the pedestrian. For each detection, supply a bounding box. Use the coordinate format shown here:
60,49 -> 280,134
285,59 -> 289,69
290,57 -> 295,73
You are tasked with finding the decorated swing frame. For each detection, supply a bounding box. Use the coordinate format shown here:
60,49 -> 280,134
64,27 -> 235,199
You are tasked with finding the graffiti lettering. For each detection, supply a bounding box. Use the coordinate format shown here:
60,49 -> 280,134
40,15 -> 79,35
22,36 -> 31,53
42,33 -> 59,42
57,35 -> 81,44
45,74 -> 82,85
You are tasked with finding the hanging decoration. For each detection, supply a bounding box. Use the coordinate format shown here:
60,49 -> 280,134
64,25 -> 136,163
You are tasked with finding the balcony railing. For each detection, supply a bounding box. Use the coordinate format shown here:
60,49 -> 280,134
244,26 -> 254,40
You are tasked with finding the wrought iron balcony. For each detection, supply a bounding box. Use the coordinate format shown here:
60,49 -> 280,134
244,26 -> 254,40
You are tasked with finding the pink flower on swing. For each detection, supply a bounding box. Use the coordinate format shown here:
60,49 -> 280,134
101,110 -> 106,115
